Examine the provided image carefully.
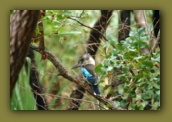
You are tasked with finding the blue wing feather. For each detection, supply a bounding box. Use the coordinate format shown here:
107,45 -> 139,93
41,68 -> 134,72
81,67 -> 100,94
81,67 -> 92,78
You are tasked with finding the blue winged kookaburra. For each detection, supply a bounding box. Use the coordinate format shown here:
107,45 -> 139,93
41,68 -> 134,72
72,53 -> 101,95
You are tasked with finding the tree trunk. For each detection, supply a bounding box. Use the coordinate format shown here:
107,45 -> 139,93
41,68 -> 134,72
153,10 -> 160,38
118,10 -> 131,42
134,10 -> 150,55
87,10 -> 113,58
10,10 -> 40,98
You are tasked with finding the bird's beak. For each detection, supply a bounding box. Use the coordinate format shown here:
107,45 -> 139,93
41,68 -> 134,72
71,63 -> 81,69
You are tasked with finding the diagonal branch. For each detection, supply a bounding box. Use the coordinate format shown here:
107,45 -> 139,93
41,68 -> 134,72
87,10 -> 113,58
30,44 -> 125,110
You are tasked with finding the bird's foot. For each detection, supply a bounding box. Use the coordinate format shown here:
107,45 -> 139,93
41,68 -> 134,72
93,93 -> 103,97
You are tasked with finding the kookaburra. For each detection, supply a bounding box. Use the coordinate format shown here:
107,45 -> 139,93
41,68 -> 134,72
72,53 -> 101,95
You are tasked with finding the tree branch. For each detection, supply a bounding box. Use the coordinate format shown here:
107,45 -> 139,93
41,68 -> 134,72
30,44 -> 125,110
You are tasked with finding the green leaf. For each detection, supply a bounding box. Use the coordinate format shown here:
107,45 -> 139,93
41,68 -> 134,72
121,92 -> 129,100
129,31 -> 137,37
125,37 -> 132,43
124,51 -> 137,59
130,90 -> 136,98
95,63 -> 103,73
143,61 -> 154,68
100,67 -> 107,74
107,90 -> 115,95
156,90 -> 160,95
136,93 -> 142,100
142,90 -> 153,100
120,100 -> 129,107
134,56 -> 143,61
140,101 -> 148,108
137,61 -> 142,69
152,102 -> 160,110
83,29 -> 89,33
140,36 -> 149,40
153,83 -> 160,89
103,41 -> 110,48
152,56 -> 160,62
117,85 -> 124,95
112,49 -> 119,56
116,43 -> 123,51
138,27 -> 146,36
107,103 -> 113,108
114,100 -> 120,107
122,43 -> 128,50
103,85 -> 110,90
109,39 -> 117,46
104,60 -> 111,67
122,67 -> 129,73
155,90 -> 160,102
130,102 -> 139,110
116,74 -> 126,80
137,78 -> 143,83
153,77 -> 160,82
107,66 -> 113,72
136,40 -> 148,48
117,54 -> 124,59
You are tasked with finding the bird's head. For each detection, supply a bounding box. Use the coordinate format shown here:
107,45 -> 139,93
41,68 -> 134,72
72,53 -> 95,69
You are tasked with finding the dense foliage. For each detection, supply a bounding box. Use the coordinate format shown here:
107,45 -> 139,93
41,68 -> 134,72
96,27 -> 160,110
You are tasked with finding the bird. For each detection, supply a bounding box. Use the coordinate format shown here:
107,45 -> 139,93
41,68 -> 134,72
72,53 -> 101,95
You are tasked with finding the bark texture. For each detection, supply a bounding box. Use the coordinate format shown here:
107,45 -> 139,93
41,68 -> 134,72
10,10 -> 40,98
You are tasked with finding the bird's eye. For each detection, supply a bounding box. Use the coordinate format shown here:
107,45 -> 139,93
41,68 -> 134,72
78,57 -> 83,64
80,58 -> 84,63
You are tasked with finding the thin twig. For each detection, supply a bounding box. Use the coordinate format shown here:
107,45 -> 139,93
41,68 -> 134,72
152,30 -> 160,52
68,17 -> 108,41
143,10 -> 151,39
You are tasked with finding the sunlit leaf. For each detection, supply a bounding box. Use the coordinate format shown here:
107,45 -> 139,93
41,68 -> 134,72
95,63 -> 103,73
107,66 -> 113,71
114,100 -> 120,107
143,61 -> 154,68
103,85 -> 110,90
117,84 -> 124,95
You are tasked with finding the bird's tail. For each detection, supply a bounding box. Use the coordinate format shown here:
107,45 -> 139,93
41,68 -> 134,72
93,85 -> 101,95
